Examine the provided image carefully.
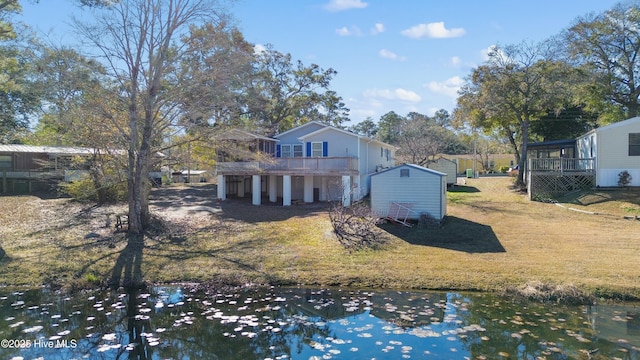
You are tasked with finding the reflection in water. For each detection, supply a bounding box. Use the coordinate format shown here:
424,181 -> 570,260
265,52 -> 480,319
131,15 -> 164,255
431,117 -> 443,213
0,287 -> 638,359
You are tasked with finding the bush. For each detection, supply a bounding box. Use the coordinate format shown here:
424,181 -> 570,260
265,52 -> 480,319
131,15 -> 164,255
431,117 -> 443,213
618,170 -> 632,187
328,201 -> 386,251
59,176 -> 127,203
499,166 -> 510,173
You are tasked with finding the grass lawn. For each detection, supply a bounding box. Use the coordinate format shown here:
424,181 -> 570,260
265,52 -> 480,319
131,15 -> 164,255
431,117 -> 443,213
1,177 -> 639,300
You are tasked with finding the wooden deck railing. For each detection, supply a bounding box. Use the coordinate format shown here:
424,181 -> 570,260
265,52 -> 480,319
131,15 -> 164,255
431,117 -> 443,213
528,158 -> 595,173
216,156 -> 358,174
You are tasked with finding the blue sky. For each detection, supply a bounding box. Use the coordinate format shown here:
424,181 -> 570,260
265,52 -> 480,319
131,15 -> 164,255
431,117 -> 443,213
20,0 -> 621,126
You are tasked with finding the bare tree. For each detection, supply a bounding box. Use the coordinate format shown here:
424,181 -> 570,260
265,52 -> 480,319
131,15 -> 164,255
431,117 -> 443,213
74,0 -> 230,235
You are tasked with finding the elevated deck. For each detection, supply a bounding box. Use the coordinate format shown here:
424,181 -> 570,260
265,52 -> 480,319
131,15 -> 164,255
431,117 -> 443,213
216,157 -> 359,176
527,158 -> 595,200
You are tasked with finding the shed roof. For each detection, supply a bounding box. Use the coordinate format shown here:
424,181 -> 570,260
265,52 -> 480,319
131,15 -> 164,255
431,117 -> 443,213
370,163 -> 446,177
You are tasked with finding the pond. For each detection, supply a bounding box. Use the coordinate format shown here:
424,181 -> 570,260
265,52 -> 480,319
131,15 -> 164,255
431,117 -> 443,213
0,286 -> 639,359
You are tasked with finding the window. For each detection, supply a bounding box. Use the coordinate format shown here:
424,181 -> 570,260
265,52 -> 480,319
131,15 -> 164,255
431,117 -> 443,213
400,169 -> 409,177
630,133 -> 640,156
311,142 -> 323,157
281,144 -> 292,158
293,144 -> 303,157
0,155 -> 11,170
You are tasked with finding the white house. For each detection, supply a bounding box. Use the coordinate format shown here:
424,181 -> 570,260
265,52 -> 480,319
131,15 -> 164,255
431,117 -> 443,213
215,122 -> 396,206
370,163 -> 447,221
576,116 -> 640,187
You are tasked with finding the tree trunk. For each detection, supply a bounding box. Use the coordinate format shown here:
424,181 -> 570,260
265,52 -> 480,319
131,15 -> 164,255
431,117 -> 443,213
516,117 -> 530,187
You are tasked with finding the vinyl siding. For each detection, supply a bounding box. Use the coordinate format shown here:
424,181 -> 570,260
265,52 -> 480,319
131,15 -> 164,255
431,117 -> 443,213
426,158 -> 457,185
370,164 -> 446,220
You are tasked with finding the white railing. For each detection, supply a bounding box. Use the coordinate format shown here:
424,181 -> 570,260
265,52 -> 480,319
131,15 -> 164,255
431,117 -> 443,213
217,157 -> 358,173
528,158 -> 595,173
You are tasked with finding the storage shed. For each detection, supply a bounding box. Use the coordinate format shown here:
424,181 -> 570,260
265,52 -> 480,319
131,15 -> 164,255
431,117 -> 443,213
370,163 -> 447,222
426,157 -> 457,186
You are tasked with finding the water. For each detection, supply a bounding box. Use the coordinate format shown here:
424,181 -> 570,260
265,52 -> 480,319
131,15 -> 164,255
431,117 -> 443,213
0,286 -> 639,359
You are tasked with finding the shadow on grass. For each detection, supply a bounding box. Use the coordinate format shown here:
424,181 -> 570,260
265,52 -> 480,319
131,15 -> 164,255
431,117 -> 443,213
379,216 -> 505,253
448,185 -> 480,193
558,188 -> 640,207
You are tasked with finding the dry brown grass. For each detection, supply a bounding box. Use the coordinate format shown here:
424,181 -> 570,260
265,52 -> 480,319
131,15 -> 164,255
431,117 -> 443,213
1,178 -> 639,299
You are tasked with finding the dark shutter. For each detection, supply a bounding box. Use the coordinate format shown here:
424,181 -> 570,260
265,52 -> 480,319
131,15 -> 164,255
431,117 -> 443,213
306,142 -> 312,157
322,142 -> 328,157
276,144 -> 281,158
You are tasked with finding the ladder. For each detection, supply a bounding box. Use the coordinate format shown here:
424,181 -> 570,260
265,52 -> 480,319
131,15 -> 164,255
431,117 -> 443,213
387,202 -> 416,227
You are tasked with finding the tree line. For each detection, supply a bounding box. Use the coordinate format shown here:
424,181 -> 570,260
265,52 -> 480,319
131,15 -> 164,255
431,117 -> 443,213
1,0 -> 639,234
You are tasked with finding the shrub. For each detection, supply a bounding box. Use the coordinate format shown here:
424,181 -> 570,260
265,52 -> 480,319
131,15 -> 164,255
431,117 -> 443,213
618,170 -> 632,187
499,166 -> 510,173
328,201 -> 386,251
59,176 -> 127,203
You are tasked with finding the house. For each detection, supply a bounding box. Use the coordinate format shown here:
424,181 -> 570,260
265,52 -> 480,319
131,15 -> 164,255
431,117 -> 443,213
370,163 -> 447,222
0,144 -> 95,193
215,122 -> 396,206
527,117 -> 640,188
425,157 -> 457,186
0,144 -> 165,194
526,117 -> 640,199
575,116 -> 640,187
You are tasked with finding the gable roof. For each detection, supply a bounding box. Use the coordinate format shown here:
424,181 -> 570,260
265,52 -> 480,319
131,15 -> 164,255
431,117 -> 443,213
273,121 -> 327,139
370,163 -> 445,177
297,124 -> 396,149
215,128 -> 278,142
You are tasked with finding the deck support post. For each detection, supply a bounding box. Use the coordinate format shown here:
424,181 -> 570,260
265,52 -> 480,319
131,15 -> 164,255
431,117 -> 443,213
283,175 -> 291,206
303,176 -> 313,203
217,175 -> 226,200
342,175 -> 351,207
237,176 -> 245,197
252,175 -> 261,205
268,175 -> 277,202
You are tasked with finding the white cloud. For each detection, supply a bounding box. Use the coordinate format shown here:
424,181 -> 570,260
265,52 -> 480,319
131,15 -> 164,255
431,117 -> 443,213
324,0 -> 368,12
450,56 -> 461,66
336,25 -> 362,36
253,44 -> 267,55
425,76 -> 464,98
379,49 -> 406,61
363,88 -> 421,102
401,22 -> 466,39
371,23 -> 385,34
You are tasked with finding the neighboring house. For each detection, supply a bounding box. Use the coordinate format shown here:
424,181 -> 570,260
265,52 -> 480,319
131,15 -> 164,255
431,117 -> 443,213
0,144 -> 165,194
528,117 -> 640,187
215,122 -> 396,206
370,163 -> 447,222
0,144 -> 94,194
425,157 -> 457,186
576,116 -> 640,187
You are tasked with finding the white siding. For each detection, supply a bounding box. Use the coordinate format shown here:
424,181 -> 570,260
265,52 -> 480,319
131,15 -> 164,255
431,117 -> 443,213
370,164 -> 446,220
577,117 -> 640,187
426,158 -> 457,185
596,118 -> 640,186
303,129 -> 357,157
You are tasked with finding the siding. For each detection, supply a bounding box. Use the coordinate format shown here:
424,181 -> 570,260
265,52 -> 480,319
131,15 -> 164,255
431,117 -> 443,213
426,158 -> 457,185
576,117 -> 640,186
371,164 -> 445,220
